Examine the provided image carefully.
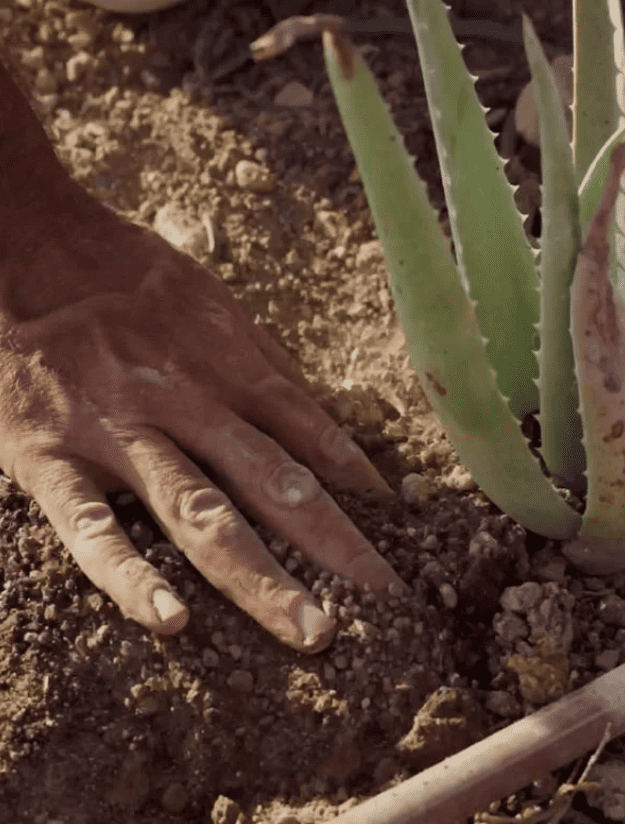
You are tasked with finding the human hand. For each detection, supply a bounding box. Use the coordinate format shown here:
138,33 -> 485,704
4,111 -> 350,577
0,184 -> 405,653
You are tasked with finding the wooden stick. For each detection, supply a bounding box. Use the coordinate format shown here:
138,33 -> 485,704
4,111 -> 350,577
330,663 -> 625,824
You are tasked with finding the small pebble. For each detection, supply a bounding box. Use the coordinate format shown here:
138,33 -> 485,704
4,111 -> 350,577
599,594 -> 625,627
355,240 -> 383,268
439,583 -> 458,610
161,782 -> 187,814
274,80 -> 313,107
485,690 -> 521,718
444,464 -> 476,491
324,664 -> 336,681
202,648 -> 219,668
67,30 -> 93,50
373,756 -> 399,785
234,159 -> 275,193
34,67 -> 57,95
153,203 -> 206,258
500,582 -> 542,613
595,648 -> 620,671
20,46 -> 45,70
66,51 -> 93,82
400,472 -> 430,506
211,794 -> 242,824
228,644 -> 242,661
226,669 -> 254,693
388,582 -> 404,599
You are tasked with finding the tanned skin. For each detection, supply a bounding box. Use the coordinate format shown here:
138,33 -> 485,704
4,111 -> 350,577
0,55 -> 405,652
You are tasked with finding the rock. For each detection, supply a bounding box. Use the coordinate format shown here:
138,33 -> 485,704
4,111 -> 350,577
400,473 -> 430,507
372,756 -> 399,785
332,654 -> 348,670
484,690 -> 521,718
594,648 -> 619,671
396,688 -> 486,771
536,557 -> 567,584
500,582 -> 542,613
274,81 -> 314,107
506,640 -> 568,705
514,54 -> 573,147
162,782 -> 188,813
66,51 -> 94,82
105,750 -> 151,810
493,611 -> 528,645
226,669 -> 254,693
68,30 -> 94,50
438,583 -> 458,610
202,647 -> 220,668
588,761 -> 625,820
599,594 -> 625,627
444,465 -> 476,492
316,730 -> 361,782
314,210 -> 342,239
153,203 -> 206,258
234,160 -> 276,193
20,46 -> 45,71
355,240 -> 384,268
34,67 -> 57,95
211,794 -> 242,824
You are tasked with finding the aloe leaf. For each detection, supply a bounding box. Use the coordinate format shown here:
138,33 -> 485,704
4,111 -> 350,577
403,0 -> 539,419
570,144 -> 625,556
521,15 -> 585,492
579,123 -> 625,229
573,0 -> 623,185
322,28 -> 581,539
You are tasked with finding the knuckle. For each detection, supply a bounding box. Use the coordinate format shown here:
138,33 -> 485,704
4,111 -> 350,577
68,501 -> 119,542
175,485 -> 242,540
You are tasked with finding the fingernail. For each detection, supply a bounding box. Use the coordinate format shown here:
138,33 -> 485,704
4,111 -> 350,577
321,428 -> 395,500
265,462 -> 321,507
152,588 -> 189,632
297,601 -> 336,651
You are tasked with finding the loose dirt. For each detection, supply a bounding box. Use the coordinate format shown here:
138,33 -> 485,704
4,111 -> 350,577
1,1 -> 623,823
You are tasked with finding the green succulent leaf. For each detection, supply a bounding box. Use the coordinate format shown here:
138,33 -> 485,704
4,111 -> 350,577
579,123 -> 625,230
403,0 -> 540,419
521,14 -> 585,492
573,0 -> 623,185
570,144 -> 625,566
322,27 -> 581,539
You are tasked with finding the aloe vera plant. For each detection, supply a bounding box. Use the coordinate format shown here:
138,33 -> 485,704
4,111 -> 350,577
252,0 -> 625,573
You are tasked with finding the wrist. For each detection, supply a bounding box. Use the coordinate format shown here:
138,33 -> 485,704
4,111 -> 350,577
0,54 -> 77,258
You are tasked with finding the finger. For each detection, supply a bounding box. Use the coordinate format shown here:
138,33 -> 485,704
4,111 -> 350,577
20,455 -> 189,635
250,322 -> 320,396
250,322 -> 357,421
153,410 -> 405,592
106,430 -> 337,653
243,371 -> 394,501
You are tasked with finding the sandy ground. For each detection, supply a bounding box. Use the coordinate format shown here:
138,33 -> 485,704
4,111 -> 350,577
1,1 -> 624,822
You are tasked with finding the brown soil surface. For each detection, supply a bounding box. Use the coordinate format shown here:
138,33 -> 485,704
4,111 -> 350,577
1,1 -> 623,823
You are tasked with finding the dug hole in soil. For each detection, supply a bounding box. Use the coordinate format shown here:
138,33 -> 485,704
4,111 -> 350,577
2,0 -> 625,822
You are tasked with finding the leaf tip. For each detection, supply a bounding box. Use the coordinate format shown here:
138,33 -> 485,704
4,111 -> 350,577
322,22 -> 356,80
